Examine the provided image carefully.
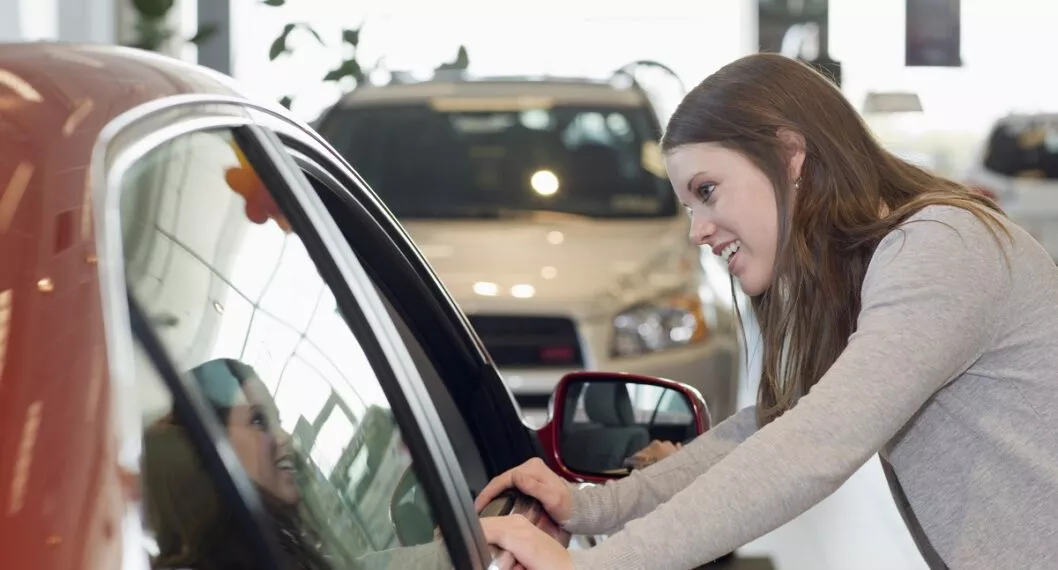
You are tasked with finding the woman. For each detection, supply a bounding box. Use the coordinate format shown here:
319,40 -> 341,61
143,358 -> 456,570
143,358 -> 334,570
475,53 -> 1058,569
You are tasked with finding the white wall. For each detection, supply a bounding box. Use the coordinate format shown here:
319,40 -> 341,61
830,0 -> 1058,175
223,0 -> 1055,172
228,0 -> 756,122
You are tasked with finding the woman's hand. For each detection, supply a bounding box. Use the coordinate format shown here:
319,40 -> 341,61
624,439 -> 682,470
474,458 -> 573,524
481,515 -> 574,570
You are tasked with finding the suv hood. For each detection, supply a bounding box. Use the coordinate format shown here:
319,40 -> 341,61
401,216 -> 696,317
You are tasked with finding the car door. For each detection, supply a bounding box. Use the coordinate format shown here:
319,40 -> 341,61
94,99 -> 496,569
248,112 -> 546,482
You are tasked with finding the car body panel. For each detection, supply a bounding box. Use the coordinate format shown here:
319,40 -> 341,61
0,41 -> 258,570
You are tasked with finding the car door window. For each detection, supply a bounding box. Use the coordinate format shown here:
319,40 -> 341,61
114,125 -> 456,569
290,160 -> 491,494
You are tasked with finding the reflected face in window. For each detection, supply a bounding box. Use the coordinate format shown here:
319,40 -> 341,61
226,376 -> 301,506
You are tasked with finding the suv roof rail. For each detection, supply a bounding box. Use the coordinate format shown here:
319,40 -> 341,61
610,60 -> 686,96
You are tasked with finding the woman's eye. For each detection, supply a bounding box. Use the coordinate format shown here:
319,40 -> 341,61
251,410 -> 269,430
695,182 -> 716,203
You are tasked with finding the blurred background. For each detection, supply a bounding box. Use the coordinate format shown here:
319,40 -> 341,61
6,0 -> 1055,568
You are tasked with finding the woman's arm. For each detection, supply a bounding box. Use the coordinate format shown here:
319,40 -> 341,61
562,403 -> 759,535
568,207 -> 1010,569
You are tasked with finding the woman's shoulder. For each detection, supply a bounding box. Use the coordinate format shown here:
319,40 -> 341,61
877,204 -> 1012,257
865,204 -> 1020,289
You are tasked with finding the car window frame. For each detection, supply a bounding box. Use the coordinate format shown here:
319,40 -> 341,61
91,95 -> 491,570
254,115 -> 542,472
277,134 -> 543,465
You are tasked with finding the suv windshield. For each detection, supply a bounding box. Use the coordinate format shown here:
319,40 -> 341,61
319,101 -> 677,219
983,117 -> 1058,180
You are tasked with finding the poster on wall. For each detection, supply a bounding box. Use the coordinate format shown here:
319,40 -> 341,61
905,0 -> 962,67
757,0 -> 842,87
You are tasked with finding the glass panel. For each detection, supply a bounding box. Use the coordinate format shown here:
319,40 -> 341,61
120,127 -> 450,569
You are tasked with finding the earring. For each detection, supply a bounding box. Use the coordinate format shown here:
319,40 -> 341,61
793,177 -> 802,190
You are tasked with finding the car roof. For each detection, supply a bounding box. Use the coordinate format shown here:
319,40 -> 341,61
334,75 -> 649,109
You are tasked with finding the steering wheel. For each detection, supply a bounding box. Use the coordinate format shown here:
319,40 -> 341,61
479,490 -> 570,569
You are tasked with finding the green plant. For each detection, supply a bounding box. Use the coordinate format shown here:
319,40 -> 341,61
125,0 -> 219,52
267,21 -> 363,109
264,1 -> 470,110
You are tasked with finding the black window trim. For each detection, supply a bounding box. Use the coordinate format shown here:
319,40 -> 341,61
93,98 -> 488,570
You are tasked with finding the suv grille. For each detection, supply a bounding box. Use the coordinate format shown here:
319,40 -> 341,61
468,315 -> 584,368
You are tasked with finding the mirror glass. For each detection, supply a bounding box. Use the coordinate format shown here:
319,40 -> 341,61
558,378 -> 697,475
389,467 -> 436,547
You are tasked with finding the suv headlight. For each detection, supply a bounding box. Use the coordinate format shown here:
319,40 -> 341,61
611,291 -> 708,357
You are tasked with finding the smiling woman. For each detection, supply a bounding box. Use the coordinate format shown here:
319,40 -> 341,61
663,142 -> 784,296
472,52 -> 1058,570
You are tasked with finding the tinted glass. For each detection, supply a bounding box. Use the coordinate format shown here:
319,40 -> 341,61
320,103 -> 676,219
118,127 -> 453,569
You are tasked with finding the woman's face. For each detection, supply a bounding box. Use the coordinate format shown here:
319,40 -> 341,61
226,377 -> 300,506
664,142 -> 782,296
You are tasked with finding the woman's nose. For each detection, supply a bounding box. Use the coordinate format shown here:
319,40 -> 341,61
689,215 -> 716,247
274,426 -> 293,449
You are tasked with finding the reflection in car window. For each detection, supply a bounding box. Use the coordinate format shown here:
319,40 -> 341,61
117,127 -> 453,570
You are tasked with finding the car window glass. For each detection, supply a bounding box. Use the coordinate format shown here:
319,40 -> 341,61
318,103 -> 675,219
115,126 -> 453,569
296,165 -> 490,494
568,382 -> 693,425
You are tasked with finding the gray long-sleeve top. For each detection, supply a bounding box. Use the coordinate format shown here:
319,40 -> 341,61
565,206 -> 1058,570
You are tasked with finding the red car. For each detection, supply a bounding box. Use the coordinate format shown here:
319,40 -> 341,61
0,43 -> 710,570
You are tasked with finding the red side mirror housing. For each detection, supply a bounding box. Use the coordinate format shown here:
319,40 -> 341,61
537,371 -> 711,483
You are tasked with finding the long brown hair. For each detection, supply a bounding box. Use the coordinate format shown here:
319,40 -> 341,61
661,53 -> 1008,426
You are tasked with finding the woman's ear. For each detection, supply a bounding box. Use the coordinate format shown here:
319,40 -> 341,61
777,128 -> 807,184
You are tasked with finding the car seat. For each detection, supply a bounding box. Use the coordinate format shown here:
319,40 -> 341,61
560,382 -> 651,473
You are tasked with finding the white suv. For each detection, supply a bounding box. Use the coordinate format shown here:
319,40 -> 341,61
316,73 -> 743,425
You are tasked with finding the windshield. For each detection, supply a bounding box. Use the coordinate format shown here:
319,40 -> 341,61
319,102 -> 678,219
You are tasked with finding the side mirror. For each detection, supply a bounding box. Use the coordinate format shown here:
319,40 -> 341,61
389,466 -> 435,547
538,371 -> 710,481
